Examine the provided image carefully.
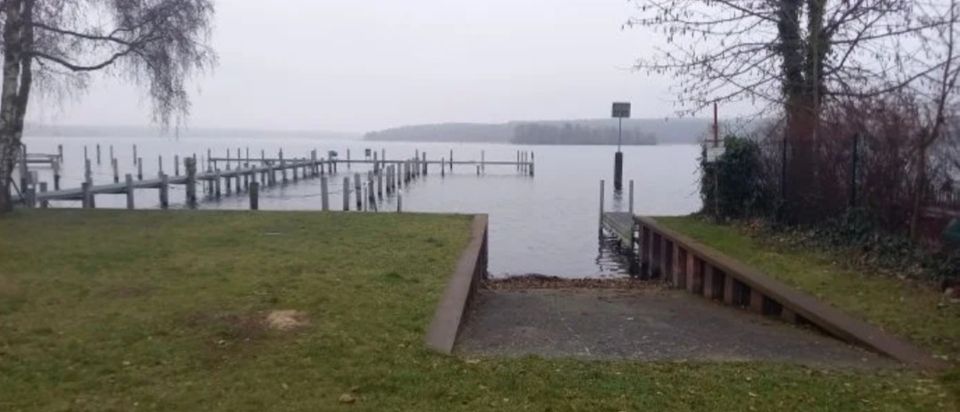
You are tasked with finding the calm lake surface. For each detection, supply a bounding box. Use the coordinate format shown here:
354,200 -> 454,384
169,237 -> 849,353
22,137 -> 702,277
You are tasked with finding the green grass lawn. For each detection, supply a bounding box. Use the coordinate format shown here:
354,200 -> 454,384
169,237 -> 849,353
0,210 -> 956,411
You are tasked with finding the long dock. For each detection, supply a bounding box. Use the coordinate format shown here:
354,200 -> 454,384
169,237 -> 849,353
13,145 -> 536,211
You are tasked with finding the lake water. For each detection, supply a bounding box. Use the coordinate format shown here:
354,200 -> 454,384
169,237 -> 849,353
20,137 -> 702,277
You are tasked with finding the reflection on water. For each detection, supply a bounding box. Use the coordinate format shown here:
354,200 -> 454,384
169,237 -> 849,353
21,137 -> 702,277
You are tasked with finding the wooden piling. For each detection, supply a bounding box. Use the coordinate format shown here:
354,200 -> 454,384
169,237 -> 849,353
160,174 -> 170,209
343,176 -> 350,211
321,176 -> 330,211
52,161 -> 61,190
377,166 -> 383,198
112,158 -> 119,183
133,144 -> 138,165
84,158 -> 93,185
96,144 -> 101,165
39,182 -> 48,208
175,155 -> 180,176
137,157 -> 143,181
397,190 -> 403,213
598,180 -> 605,235
530,152 -> 535,176
214,170 -> 222,199
158,155 -> 164,174
125,174 -> 135,210
84,145 -> 88,162
347,149 -> 351,169
441,158 -> 445,177
81,182 -> 93,209
186,157 -> 198,208
250,181 -> 260,210
629,180 -> 635,215
354,172 -> 361,210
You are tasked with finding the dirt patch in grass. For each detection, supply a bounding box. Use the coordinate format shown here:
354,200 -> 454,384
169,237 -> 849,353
265,310 -> 309,331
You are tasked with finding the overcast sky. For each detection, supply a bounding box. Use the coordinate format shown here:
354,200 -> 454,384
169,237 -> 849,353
26,0 -> 743,133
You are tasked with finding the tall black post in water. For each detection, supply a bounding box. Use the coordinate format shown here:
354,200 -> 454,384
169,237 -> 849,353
611,102 -> 631,192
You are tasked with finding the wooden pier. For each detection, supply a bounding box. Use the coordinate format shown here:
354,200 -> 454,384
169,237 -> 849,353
12,146 -> 535,211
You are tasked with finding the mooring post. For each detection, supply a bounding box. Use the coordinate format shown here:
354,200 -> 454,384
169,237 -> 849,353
81,182 -> 93,209
160,174 -> 170,209
84,145 -> 88,162
441,158 -> 445,178
175,155 -> 180,176
530,152 -> 535,176
320,176 -> 330,211
614,151 -> 623,192
123,174 -> 135,209
58,145 -> 64,163
368,172 -> 375,207
629,180 -> 635,215
137,157 -> 143,181
112,158 -> 119,183
599,179 -> 605,236
249,181 -> 259,210
84,158 -> 92,185
158,155 -> 164,174
53,161 -> 61,190
39,182 -> 48,208
422,152 -> 428,175
481,150 -> 485,173
377,166 -> 383,198
109,145 -> 114,163
347,149 -> 351,169
186,157 -> 198,208
373,152 -> 379,174
225,170 -> 232,196
476,165 -> 480,176
214,170 -> 222,199
133,144 -> 138,166
354,172 -> 361,210
343,176 -> 350,211
96,144 -> 101,165
280,149 -> 287,183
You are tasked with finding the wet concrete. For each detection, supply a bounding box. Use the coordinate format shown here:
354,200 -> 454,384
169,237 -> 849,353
456,287 -> 896,368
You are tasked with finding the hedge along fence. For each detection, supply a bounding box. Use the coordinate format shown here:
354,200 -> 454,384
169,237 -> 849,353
634,215 -> 948,370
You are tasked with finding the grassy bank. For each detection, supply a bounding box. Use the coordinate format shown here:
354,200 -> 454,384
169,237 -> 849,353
0,210 -> 955,411
656,216 -> 960,361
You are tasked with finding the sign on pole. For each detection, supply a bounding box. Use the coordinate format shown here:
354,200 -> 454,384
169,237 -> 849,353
612,102 -> 631,118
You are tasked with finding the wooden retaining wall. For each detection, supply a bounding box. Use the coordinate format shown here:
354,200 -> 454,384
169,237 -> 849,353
424,214 -> 489,354
634,216 -> 948,370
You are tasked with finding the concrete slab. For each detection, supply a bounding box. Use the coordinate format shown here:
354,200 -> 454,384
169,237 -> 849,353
456,287 -> 895,368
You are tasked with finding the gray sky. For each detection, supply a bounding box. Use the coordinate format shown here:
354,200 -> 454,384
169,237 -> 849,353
27,0 -> 737,133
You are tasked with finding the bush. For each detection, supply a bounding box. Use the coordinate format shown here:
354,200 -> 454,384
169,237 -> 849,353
700,136 -> 773,219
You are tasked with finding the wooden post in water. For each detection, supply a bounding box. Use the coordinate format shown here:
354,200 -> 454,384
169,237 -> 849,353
321,176 -> 329,211
53,161 -> 61,190
441,157 -> 445,177
58,145 -> 64,163
81,182 -> 93,209
175,155 -> 180,176
112,158 -> 119,183
133,144 -> 138,166
186,157 -> 198,208
83,158 -> 92,186
481,150 -> 485,174
214,170 -> 222,199
368,172 -> 375,209
347,149 -> 351,169
249,181 -> 260,210
280,150 -> 287,183
397,190 -> 403,213
39,182 -> 48,208
354,172 -> 361,210
422,152 -> 427,175
530,152 -> 535,176
598,179 -> 605,236
629,180 -> 634,215
158,155 -> 164,175
377,166 -> 383,198
137,157 -> 143,181
125,174 -> 135,210
343,176 -> 350,211
96,144 -> 101,165
84,145 -> 88,162
160,174 -> 170,209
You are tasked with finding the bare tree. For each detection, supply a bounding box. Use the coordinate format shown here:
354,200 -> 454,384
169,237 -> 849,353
0,0 -> 216,212
628,0 -> 959,222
